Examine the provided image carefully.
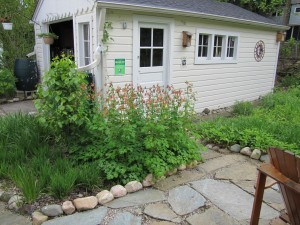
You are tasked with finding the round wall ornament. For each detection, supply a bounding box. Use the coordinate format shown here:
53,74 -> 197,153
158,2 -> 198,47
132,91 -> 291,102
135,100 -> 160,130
254,40 -> 265,62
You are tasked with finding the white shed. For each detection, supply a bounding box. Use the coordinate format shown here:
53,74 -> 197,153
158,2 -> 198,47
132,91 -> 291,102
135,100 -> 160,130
32,0 -> 288,112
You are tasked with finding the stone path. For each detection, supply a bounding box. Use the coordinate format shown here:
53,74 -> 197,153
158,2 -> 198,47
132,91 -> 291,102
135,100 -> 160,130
0,102 -> 285,224
37,149 -> 285,225
0,100 -> 37,116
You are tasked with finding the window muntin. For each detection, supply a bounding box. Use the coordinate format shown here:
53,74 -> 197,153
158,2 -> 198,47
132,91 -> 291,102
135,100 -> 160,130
140,27 -> 164,67
195,29 -> 238,64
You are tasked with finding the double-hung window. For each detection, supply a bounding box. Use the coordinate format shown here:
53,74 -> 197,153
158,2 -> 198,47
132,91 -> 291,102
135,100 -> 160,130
195,29 -> 239,64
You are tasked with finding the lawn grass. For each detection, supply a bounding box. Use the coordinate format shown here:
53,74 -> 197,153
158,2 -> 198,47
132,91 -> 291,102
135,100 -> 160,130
196,87 -> 300,155
0,114 -> 102,202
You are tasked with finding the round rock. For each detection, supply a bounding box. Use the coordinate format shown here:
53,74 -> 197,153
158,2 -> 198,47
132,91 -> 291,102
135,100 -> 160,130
32,211 -> 48,225
41,204 -> 63,217
62,201 -> 75,215
8,195 -> 23,210
250,149 -> 262,160
230,144 -> 241,153
110,185 -> 127,198
125,181 -> 143,193
73,196 -> 98,211
240,147 -> 252,156
97,190 -> 114,204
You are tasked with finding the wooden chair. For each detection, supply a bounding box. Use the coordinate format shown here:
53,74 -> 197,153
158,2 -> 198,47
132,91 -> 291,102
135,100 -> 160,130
250,147 -> 300,225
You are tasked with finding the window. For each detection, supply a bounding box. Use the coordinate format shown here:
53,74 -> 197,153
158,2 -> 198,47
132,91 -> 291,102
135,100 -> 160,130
195,29 -> 239,64
295,7 -> 300,13
198,34 -> 209,58
83,24 -> 91,66
140,27 -> 164,67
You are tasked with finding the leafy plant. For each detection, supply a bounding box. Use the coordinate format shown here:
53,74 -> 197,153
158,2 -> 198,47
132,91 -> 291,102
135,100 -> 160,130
72,83 -> 203,184
35,56 -> 94,138
102,21 -> 113,44
0,68 -> 15,97
37,32 -> 59,39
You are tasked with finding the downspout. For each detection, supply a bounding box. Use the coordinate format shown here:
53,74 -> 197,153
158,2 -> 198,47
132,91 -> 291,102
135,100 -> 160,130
272,41 -> 281,91
77,7 -> 107,93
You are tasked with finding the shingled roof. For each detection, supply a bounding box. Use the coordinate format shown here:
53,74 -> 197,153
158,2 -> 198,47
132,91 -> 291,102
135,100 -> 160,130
97,0 -> 283,27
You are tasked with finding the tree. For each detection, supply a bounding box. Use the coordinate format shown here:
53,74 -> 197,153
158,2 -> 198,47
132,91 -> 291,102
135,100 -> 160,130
0,0 -> 37,71
220,0 -> 285,17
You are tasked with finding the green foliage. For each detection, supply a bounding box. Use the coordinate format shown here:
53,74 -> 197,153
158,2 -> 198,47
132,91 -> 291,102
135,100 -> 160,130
197,87 -> 300,155
76,162 -> 103,191
232,101 -> 254,116
280,38 -> 299,59
102,21 -> 113,44
37,32 -> 59,39
10,166 -> 41,204
0,0 -> 36,70
71,83 -> 203,184
35,56 -> 94,137
0,69 -> 15,97
219,0 -> 284,16
49,159 -> 77,199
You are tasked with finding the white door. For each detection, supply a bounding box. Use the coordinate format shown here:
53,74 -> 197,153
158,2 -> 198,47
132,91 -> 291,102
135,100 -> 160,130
135,23 -> 168,87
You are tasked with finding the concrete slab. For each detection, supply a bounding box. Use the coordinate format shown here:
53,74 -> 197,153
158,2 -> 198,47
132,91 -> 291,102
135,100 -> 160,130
104,189 -> 166,209
0,100 -> 37,115
154,170 -> 205,192
43,207 -> 107,225
186,206 -> 241,225
190,179 -> 278,221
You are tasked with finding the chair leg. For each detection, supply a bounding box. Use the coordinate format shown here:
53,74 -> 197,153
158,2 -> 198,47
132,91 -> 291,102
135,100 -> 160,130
250,170 -> 267,225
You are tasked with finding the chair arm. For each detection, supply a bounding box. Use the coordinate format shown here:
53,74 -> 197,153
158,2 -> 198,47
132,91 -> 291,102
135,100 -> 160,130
258,163 -> 300,193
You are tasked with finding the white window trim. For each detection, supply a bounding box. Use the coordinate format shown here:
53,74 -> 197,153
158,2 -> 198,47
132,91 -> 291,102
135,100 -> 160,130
195,28 -> 239,64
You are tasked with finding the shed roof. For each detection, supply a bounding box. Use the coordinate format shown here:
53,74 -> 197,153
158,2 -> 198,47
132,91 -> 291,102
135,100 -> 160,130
97,0 -> 287,29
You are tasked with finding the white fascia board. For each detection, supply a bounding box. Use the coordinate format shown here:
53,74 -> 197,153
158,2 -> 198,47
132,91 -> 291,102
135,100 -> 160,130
97,1 -> 289,31
32,0 -> 45,21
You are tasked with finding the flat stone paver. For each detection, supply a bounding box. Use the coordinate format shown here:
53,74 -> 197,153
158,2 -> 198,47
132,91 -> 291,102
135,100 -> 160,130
144,203 -> 178,222
0,202 -> 31,225
197,154 -> 246,173
233,180 -> 285,211
190,179 -> 278,221
108,212 -> 141,225
186,206 -> 241,225
215,162 -> 258,181
149,222 -> 176,225
105,189 -> 166,209
43,207 -> 107,225
202,149 -> 222,160
168,185 -> 206,216
154,170 -> 205,192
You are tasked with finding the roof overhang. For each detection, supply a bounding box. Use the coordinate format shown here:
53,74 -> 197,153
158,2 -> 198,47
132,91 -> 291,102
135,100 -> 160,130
97,1 -> 289,31
32,0 -> 45,21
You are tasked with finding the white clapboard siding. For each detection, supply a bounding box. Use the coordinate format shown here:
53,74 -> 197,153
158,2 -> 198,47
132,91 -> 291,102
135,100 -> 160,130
105,9 -> 279,112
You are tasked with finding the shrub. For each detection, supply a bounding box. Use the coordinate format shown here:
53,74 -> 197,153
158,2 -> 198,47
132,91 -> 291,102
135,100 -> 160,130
0,68 -> 15,98
35,56 -> 94,138
72,83 -> 203,184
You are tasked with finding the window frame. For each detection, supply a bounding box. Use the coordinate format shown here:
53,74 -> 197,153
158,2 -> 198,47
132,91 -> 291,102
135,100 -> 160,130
195,29 -> 239,64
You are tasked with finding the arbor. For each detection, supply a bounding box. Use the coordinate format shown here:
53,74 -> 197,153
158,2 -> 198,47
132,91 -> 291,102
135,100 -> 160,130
0,0 -> 37,70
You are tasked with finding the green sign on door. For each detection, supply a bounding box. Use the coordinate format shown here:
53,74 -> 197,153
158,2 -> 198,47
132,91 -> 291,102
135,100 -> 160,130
114,58 -> 125,75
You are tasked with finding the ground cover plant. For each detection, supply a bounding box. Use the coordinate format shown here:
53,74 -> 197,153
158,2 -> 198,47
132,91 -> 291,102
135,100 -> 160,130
197,87 -> 300,155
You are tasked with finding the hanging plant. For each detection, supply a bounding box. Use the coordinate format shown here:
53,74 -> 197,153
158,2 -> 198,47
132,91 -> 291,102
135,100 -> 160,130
37,32 -> 59,45
1,16 -> 13,30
